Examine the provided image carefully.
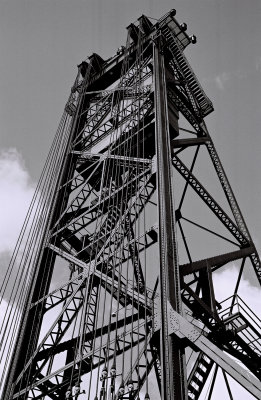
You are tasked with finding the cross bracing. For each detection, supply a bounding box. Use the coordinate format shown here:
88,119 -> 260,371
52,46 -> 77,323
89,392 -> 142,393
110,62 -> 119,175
1,9 -> 261,400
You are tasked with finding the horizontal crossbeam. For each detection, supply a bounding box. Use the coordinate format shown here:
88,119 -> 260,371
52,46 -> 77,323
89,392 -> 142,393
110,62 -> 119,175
180,245 -> 255,276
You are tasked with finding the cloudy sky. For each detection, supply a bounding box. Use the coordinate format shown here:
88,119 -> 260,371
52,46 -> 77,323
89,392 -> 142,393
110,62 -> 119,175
0,0 -> 261,398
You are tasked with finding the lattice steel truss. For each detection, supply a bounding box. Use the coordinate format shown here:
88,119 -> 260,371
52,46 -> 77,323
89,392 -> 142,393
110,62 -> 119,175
1,9 -> 261,400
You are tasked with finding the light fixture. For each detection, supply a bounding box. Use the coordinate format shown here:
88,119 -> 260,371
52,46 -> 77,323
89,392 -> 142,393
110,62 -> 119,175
127,379 -> 134,392
110,363 -> 116,377
190,35 -> 197,44
101,366 -> 108,380
118,382 -> 125,397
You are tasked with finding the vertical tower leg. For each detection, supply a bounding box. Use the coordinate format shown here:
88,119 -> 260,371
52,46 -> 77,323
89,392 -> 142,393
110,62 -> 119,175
153,39 -> 187,400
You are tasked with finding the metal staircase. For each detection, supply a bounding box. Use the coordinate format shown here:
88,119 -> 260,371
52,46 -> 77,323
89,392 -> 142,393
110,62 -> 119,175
220,295 -> 261,357
187,295 -> 261,399
161,24 -> 213,117
188,353 -> 214,400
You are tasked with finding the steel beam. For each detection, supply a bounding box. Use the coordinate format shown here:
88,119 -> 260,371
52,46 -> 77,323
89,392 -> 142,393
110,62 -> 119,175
180,246 -> 255,276
154,39 -> 187,400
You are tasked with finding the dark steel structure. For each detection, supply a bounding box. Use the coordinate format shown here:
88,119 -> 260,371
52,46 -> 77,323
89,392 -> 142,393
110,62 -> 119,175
1,9 -> 261,400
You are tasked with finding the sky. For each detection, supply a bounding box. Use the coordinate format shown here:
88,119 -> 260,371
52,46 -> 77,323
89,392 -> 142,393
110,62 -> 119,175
0,0 -> 261,398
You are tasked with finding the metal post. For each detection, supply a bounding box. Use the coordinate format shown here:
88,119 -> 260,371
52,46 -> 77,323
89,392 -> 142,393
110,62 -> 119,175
153,38 -> 187,400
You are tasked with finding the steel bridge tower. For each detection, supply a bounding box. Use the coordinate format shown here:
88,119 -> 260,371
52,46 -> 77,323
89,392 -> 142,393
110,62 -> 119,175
1,9 -> 261,400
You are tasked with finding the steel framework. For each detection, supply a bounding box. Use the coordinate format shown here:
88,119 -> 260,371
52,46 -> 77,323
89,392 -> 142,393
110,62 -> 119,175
1,9 -> 261,400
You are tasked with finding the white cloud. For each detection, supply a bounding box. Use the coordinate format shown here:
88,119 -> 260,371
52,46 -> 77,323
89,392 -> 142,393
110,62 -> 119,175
214,265 -> 261,316
208,69 -> 246,91
0,148 -> 35,254
214,72 -> 231,90
0,148 -> 35,393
